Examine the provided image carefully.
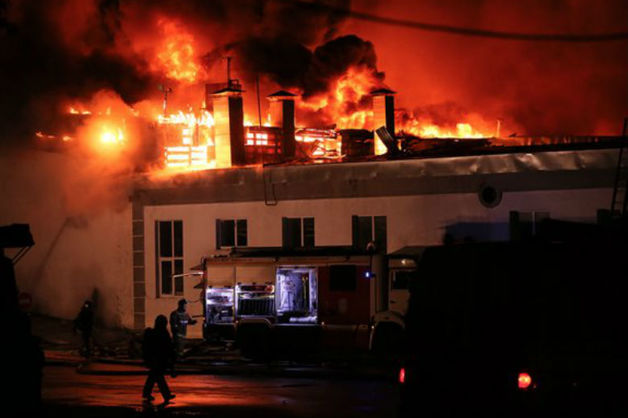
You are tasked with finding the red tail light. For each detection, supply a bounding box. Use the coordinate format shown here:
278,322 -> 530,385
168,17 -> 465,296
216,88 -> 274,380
399,367 -> 406,384
518,372 -> 532,390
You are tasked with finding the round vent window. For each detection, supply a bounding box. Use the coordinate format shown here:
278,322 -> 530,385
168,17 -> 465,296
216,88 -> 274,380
478,185 -> 502,208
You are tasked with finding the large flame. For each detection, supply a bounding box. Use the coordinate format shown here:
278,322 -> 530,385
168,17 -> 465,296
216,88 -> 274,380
155,18 -> 200,83
398,120 -> 488,138
158,110 -> 215,169
299,66 -> 491,139
35,64 -> 497,175
298,66 -> 376,130
158,110 -> 214,129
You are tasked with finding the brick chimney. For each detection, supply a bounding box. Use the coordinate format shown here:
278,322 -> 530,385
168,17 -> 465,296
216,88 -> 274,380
210,85 -> 246,168
371,88 -> 396,156
267,90 -> 297,159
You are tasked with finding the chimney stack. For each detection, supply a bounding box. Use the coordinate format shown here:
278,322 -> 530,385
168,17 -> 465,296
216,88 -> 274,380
268,90 -> 297,159
210,84 -> 246,168
371,88 -> 396,156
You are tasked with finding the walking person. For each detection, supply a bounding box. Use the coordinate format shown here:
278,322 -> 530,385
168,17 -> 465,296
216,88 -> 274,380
169,299 -> 197,357
142,315 -> 176,403
73,300 -> 94,357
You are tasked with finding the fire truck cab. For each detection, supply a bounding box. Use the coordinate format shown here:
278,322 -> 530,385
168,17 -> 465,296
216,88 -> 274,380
369,247 -> 425,355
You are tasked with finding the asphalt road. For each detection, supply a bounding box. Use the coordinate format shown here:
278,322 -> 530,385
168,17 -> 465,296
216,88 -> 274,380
42,365 -> 400,417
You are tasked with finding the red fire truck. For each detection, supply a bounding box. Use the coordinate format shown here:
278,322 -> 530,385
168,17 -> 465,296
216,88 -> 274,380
193,246 -> 422,356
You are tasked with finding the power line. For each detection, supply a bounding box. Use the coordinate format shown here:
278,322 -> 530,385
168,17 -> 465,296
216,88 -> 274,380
284,0 -> 628,42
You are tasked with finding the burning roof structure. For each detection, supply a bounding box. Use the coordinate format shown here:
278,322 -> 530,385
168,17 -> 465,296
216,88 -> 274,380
0,0 -> 626,176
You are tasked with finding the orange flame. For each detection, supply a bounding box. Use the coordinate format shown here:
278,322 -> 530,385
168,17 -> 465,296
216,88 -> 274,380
158,110 -> 215,169
155,18 -> 200,83
298,66 -> 377,130
399,121 -> 487,138
68,106 -> 91,115
300,66 -> 491,140
158,110 -> 214,128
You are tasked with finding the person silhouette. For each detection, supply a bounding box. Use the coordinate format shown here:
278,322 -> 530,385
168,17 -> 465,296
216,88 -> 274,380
73,300 -> 94,357
142,315 -> 176,403
169,298 -> 197,357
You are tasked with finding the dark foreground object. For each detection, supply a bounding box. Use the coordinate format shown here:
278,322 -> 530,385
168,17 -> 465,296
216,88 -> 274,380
41,404 -> 299,418
401,239 -> 628,418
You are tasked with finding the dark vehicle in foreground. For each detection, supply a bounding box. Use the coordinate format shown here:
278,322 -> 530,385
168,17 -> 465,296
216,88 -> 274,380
400,236 -> 628,417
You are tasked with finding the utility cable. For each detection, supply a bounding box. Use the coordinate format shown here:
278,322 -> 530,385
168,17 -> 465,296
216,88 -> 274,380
282,0 -> 628,42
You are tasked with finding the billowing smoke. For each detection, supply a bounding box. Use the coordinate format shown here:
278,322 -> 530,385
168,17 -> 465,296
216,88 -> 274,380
229,33 -> 384,127
0,0 -> 157,143
304,34 -> 382,96
0,0 -> 354,144
343,0 -> 628,136
2,0 -> 627,142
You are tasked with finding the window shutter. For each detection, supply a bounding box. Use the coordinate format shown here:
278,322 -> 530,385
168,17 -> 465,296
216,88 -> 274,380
374,216 -> 387,252
237,219 -> 248,246
351,215 -> 359,248
282,217 -> 289,248
358,216 -> 373,251
303,218 -> 315,247
216,219 -> 222,249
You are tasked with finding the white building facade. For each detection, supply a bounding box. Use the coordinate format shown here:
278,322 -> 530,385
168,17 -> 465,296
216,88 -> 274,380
132,147 -> 618,337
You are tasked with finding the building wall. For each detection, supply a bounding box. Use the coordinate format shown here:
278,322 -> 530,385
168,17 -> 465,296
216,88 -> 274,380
0,150 -> 133,328
142,187 -> 611,337
2,147 -> 617,333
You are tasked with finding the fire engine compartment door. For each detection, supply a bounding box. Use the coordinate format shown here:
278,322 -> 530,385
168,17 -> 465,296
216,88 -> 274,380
206,287 -> 234,324
276,267 -> 318,324
236,265 -> 275,285
235,265 -> 276,317
206,266 -> 235,287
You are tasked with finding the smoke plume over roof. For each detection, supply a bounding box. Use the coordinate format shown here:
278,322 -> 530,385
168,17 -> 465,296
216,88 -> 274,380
1,0 -> 627,142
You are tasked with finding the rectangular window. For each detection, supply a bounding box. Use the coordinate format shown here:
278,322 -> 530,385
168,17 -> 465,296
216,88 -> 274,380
282,217 -> 315,248
156,220 -> 184,297
329,265 -> 357,291
391,270 -> 414,290
216,219 -> 247,248
352,215 -> 387,252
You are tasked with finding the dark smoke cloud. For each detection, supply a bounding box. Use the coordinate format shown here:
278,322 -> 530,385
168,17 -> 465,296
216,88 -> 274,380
304,34 -> 382,96
226,37 -> 313,88
0,0 -> 354,144
344,0 -> 628,135
0,0 -> 156,143
3,0 -> 623,142
229,34 -> 383,97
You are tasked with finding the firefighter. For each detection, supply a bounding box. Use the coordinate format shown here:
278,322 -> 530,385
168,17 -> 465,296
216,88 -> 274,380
142,315 -> 176,403
73,300 -> 94,357
169,298 -> 197,357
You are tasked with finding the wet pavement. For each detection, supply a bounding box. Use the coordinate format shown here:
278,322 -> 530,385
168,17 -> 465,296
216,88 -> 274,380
42,365 -> 400,417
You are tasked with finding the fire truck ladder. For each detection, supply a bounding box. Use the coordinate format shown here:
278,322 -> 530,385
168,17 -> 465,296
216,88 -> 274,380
610,118 -> 628,217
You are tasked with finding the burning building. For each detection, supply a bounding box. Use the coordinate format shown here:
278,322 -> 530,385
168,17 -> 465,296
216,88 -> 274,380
1,0 -> 627,335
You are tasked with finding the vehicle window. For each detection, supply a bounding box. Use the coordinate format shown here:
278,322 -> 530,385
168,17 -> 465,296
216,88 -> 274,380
392,270 -> 414,289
